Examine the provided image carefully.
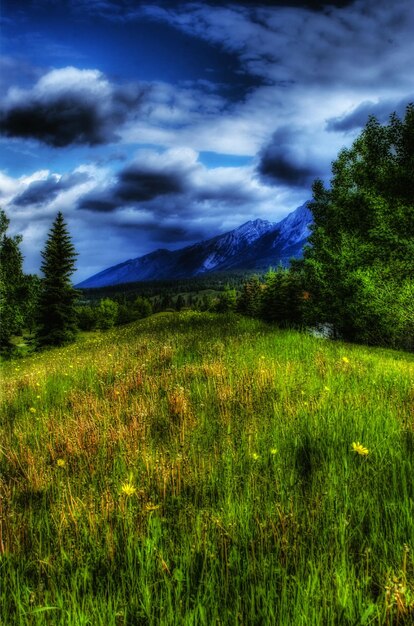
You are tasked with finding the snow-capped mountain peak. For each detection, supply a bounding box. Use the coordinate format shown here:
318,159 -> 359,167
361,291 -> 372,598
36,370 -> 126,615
76,203 -> 312,288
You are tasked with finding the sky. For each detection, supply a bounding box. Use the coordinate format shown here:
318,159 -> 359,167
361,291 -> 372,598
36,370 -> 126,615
1,0 -> 413,281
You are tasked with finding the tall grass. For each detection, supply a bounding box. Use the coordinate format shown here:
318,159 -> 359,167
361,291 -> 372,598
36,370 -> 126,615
1,311 -> 413,625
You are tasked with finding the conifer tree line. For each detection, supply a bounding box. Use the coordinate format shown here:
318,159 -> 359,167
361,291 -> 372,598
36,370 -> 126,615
1,105 -> 413,354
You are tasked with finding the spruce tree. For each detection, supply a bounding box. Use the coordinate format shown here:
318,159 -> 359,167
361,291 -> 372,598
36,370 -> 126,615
37,212 -> 79,346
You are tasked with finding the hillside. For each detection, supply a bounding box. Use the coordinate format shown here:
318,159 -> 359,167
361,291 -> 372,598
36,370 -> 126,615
1,312 -> 413,625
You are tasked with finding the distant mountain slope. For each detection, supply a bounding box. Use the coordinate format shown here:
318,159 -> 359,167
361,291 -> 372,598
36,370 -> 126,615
76,203 -> 312,288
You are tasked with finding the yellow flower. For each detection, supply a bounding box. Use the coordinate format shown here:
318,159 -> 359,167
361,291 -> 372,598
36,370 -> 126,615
351,441 -> 369,456
120,482 -> 136,497
29,407 -> 36,413
342,356 -> 350,364
252,453 -> 260,461
145,503 -> 160,512
56,458 -> 65,468
270,448 -> 277,455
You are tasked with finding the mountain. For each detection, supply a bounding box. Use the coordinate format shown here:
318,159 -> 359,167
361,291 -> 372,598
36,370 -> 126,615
76,203 -> 312,288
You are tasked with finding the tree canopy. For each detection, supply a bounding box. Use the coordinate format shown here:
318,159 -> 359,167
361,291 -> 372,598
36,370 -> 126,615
302,104 -> 414,348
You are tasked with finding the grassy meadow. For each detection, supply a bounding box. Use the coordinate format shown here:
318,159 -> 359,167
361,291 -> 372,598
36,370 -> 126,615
1,311 -> 413,625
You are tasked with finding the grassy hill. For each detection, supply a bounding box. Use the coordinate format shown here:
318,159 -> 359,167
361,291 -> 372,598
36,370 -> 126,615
1,312 -> 413,625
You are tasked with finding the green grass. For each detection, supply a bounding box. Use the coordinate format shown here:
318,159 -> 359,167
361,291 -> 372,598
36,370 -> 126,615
1,311 -> 413,625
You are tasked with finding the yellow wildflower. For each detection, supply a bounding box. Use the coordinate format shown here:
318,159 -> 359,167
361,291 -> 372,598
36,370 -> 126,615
252,453 -> 260,461
120,482 -> 136,497
270,448 -> 277,455
351,441 -> 369,456
29,407 -> 36,413
56,458 -> 65,468
342,356 -> 350,364
145,503 -> 160,512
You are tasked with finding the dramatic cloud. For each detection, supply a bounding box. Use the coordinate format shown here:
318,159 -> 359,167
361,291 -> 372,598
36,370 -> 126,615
144,1 -> 414,92
80,148 -> 195,211
0,67 -> 145,147
258,126 -> 324,188
2,0 -> 413,281
13,171 -> 91,206
326,96 -> 414,132
3,149 -> 302,280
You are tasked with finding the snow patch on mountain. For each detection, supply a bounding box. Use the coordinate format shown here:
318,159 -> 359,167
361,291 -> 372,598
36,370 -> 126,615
76,203 -> 312,288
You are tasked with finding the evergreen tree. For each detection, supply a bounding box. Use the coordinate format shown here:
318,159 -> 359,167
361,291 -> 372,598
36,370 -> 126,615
237,275 -> 262,317
260,267 -> 303,327
0,209 -> 26,350
302,105 -> 414,348
36,212 -> 79,346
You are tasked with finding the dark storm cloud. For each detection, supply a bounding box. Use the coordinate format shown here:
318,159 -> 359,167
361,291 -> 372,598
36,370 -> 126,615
79,164 -> 186,212
117,168 -> 184,202
0,68 -> 146,147
326,96 -> 414,132
13,171 -> 91,206
258,127 -> 322,188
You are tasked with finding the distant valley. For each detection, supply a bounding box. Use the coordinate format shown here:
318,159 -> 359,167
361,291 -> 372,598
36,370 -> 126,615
76,203 -> 312,288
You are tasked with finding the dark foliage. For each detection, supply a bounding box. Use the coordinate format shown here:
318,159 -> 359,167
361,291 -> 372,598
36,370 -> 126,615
36,212 -> 79,346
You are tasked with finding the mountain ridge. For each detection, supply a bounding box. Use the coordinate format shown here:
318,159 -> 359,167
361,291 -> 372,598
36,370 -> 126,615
76,203 -> 312,288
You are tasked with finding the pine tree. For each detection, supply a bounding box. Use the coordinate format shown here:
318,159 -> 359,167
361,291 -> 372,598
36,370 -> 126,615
36,212 -> 79,346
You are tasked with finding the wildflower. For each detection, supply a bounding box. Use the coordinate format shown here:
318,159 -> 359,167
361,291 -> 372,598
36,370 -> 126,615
342,356 -> 350,364
56,458 -> 65,468
120,482 -> 136,497
351,441 -> 369,456
270,448 -> 277,455
29,407 -> 36,413
145,503 -> 160,512
252,453 -> 260,461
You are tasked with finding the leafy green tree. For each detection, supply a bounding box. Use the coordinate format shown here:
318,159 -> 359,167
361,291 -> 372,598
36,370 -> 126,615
0,209 -> 26,350
36,212 -> 79,346
76,304 -> 99,331
302,105 -> 414,347
97,298 -> 119,330
260,267 -> 304,327
133,296 -> 153,319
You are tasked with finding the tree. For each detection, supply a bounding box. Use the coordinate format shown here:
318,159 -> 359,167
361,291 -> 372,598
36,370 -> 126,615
302,104 -> 414,348
237,275 -> 262,317
214,286 -> 237,313
96,298 -> 119,330
36,212 -> 79,346
0,209 -> 26,350
260,267 -> 304,327
133,296 -> 152,319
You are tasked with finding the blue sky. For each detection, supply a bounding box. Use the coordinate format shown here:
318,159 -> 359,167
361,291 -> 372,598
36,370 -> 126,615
1,0 -> 413,281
